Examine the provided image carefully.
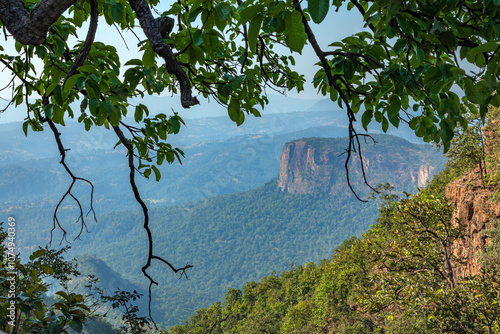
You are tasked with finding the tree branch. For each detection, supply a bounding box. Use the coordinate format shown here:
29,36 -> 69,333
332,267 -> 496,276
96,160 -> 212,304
0,0 -> 77,45
112,124 -> 192,327
128,0 -> 199,108
47,120 -> 97,245
65,0 -> 98,81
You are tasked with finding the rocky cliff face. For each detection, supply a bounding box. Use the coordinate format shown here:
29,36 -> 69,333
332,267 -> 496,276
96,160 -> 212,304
277,140 -> 341,194
447,120 -> 500,277
277,136 -> 444,195
446,169 -> 499,277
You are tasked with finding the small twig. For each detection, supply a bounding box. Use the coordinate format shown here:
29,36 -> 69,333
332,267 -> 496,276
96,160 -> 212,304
114,23 -> 130,50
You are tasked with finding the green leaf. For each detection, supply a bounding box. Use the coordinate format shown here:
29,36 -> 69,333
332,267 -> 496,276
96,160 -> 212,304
151,165 -> 161,182
387,0 -> 401,17
64,74 -> 81,93
142,44 -> 156,68
468,41 -> 500,56
284,11 -> 306,53
215,3 -> 231,20
111,2 -> 124,23
387,95 -> 401,127
308,0 -> 330,24
125,59 -> 143,66
489,94 -> 500,108
361,110 -> 373,130
69,320 -> 83,333
29,249 -> 46,261
77,65 -> 97,74
393,38 -> 407,54
89,99 -> 100,117
171,117 -> 181,134
382,116 -> 389,132
135,105 -> 143,122
80,98 -> 88,114
53,85 -> 64,105
40,264 -> 54,275
239,5 -> 263,24
76,76 -> 87,90
44,104 -> 54,119
45,81 -> 59,96
441,121 -> 453,143
188,6 -> 203,23
109,108 -> 120,126
248,15 -> 263,53
193,29 -> 205,46
228,98 -> 244,126
22,121 -> 29,136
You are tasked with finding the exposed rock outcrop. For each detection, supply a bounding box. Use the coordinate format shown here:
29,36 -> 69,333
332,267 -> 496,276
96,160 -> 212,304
418,164 -> 434,188
446,169 -> 499,277
277,136 -> 445,195
447,120 -> 500,277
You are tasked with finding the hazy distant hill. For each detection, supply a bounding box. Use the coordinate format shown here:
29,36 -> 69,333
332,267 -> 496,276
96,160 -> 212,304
0,107 -> 422,209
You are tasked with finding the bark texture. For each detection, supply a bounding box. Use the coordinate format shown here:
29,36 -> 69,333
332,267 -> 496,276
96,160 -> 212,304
0,0 -> 77,45
129,0 -> 199,108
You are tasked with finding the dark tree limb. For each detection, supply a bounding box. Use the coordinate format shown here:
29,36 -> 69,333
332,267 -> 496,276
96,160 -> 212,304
128,0 -> 199,108
0,0 -> 197,109
113,124 -> 192,327
0,0 -> 77,45
65,0 -> 98,80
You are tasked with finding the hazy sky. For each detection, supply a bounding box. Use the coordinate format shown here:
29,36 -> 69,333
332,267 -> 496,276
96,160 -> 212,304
0,3 -> 365,123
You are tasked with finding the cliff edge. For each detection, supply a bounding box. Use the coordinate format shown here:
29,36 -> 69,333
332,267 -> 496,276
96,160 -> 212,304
277,135 -> 443,195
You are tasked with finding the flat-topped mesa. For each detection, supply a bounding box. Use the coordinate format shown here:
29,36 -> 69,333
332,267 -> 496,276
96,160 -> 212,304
277,136 -> 444,196
277,139 -> 340,194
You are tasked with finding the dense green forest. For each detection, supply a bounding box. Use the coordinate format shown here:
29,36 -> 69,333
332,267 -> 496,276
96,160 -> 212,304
166,112 -> 500,333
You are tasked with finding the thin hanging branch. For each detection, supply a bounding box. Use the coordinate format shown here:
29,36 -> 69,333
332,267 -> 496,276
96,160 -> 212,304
47,120 -> 97,245
113,124 -> 192,327
293,0 -> 376,201
45,0 -> 99,243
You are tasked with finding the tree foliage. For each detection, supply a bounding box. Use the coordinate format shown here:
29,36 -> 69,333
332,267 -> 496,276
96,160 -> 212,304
0,222 -> 170,333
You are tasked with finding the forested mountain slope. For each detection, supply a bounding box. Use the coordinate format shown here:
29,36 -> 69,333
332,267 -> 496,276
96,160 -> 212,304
168,116 -> 500,334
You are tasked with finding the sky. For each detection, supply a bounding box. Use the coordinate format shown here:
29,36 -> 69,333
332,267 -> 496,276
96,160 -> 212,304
0,3 -> 365,124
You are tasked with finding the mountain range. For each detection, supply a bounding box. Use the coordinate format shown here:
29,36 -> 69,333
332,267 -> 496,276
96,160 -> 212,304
1,113 -> 445,327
